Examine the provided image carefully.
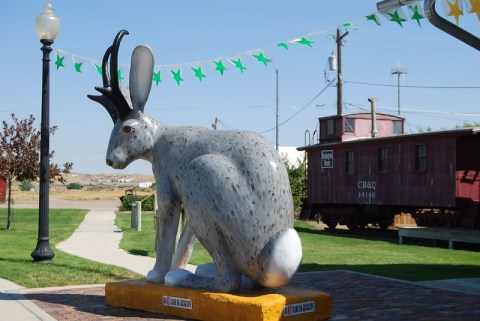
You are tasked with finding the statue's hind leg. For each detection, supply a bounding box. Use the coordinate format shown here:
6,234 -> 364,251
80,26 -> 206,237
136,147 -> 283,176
171,223 -> 195,270
255,228 -> 302,288
165,154 -> 245,292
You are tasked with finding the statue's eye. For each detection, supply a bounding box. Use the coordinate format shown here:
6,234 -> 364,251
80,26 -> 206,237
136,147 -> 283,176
122,126 -> 134,134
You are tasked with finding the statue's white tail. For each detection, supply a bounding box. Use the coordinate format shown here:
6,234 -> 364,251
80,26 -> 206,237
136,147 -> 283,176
256,228 -> 302,288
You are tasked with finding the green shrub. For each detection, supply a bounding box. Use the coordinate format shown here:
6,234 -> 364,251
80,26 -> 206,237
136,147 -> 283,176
19,180 -> 34,191
66,182 -> 82,190
142,195 -> 154,211
119,194 -> 154,211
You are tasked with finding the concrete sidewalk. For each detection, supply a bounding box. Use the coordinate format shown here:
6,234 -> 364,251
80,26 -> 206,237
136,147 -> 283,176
56,209 -> 156,276
0,278 -> 57,321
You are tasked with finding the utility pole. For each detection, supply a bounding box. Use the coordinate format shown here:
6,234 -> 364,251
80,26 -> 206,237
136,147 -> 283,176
336,27 -> 349,116
391,67 -> 407,115
271,59 -> 279,151
211,117 -> 217,130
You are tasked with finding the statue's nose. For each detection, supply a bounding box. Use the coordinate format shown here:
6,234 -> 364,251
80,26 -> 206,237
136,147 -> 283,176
106,159 -> 113,166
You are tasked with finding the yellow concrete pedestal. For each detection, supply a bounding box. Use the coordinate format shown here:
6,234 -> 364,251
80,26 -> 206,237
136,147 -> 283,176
106,280 -> 332,321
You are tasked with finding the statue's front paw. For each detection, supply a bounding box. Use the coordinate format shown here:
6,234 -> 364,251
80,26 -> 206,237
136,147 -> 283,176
146,269 -> 165,283
165,269 -> 195,287
195,263 -> 216,278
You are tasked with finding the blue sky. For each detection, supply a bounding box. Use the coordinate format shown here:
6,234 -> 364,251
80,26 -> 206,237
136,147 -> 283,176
1,0 -> 479,175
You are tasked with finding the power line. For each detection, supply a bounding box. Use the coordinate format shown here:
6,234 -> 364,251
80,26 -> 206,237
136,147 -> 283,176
344,101 -> 480,118
344,80 -> 480,89
358,27 -> 467,49
260,78 -> 336,134
217,118 -> 237,130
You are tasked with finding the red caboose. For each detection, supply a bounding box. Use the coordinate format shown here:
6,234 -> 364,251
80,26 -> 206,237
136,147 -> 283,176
298,113 -> 480,229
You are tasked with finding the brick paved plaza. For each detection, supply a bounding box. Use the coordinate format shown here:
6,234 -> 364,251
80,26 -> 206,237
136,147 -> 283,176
23,271 -> 480,321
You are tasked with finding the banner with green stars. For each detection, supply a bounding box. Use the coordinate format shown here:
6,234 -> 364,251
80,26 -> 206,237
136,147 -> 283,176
51,32 -> 318,86
51,0 -> 478,86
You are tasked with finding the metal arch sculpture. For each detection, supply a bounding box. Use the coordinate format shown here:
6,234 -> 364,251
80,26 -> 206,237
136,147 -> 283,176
88,30 -> 302,293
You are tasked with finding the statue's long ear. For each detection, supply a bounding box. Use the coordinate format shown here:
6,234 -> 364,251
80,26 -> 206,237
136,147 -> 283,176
129,45 -> 154,113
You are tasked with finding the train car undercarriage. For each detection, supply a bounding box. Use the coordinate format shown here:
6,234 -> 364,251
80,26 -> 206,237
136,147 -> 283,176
300,201 -> 477,230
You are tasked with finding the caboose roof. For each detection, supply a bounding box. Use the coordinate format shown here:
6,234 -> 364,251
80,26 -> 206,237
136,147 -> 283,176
297,127 -> 480,151
318,112 -> 405,121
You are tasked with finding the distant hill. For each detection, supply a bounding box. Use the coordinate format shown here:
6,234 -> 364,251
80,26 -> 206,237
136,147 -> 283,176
60,172 -> 155,187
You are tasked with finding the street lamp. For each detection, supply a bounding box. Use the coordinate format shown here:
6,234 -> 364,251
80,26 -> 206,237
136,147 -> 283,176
31,3 -> 60,262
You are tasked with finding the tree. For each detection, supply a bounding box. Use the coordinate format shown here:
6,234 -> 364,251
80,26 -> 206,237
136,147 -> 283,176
455,121 -> 480,128
19,180 -> 34,191
0,113 -> 73,229
283,156 -> 307,214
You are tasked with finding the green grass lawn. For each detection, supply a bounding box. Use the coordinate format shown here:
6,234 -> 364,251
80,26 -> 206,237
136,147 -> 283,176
0,208 -> 140,288
116,212 -> 213,265
117,213 -> 480,282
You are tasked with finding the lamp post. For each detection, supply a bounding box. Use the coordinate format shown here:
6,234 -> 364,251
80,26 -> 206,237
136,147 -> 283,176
31,3 -> 60,262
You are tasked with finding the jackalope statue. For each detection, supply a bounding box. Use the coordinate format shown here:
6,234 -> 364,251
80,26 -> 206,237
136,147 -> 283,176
88,30 -> 302,293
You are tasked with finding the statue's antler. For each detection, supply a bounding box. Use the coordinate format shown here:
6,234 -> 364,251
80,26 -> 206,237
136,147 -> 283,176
88,30 -> 131,123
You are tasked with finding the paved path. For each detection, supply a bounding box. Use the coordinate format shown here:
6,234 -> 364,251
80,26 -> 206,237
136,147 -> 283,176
56,210 -> 156,276
0,279 -> 57,321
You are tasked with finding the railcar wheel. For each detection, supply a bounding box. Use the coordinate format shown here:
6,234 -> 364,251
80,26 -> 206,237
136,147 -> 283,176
324,221 -> 338,229
346,215 -> 361,230
346,223 -> 359,230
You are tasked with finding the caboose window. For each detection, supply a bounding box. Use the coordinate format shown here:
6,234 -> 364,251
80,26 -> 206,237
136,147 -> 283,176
344,118 -> 355,133
327,119 -> 334,136
392,120 -> 403,135
415,144 -> 427,171
346,151 -> 354,174
378,148 -> 388,173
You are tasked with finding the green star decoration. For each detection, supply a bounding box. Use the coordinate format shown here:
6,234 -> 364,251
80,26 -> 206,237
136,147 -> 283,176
95,64 -> 102,75
409,4 -> 425,27
213,59 -> 227,75
366,13 -> 381,25
230,58 -> 247,73
387,9 -> 407,27
191,66 -> 206,82
55,54 -> 65,70
277,42 -> 289,50
171,69 -> 184,86
74,61 -> 83,73
117,69 -> 124,82
295,37 -> 314,47
252,52 -> 271,66
153,70 -> 162,86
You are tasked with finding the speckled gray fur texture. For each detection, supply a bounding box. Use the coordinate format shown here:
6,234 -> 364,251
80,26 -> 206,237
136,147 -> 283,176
88,30 -> 303,293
